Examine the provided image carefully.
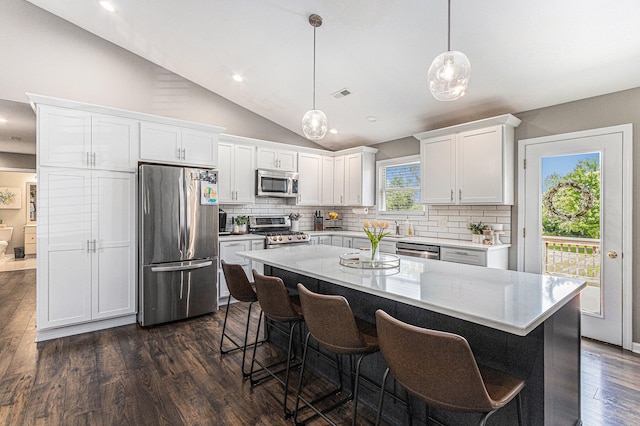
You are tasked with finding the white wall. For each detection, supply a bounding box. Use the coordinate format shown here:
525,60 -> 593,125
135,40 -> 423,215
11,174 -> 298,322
0,172 -> 36,254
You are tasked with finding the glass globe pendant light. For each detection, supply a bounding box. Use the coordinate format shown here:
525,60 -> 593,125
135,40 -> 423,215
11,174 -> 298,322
302,14 -> 328,140
427,0 -> 470,101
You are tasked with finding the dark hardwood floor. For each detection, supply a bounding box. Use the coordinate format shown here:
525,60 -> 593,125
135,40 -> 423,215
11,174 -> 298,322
1,269 -> 639,425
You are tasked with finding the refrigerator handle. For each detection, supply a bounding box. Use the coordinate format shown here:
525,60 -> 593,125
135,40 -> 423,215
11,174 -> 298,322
178,170 -> 185,258
150,260 -> 213,273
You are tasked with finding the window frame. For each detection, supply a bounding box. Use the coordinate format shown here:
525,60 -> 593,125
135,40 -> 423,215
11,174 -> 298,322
376,155 -> 425,216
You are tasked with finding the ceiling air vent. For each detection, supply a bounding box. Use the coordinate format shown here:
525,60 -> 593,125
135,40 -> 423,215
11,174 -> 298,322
332,88 -> 352,98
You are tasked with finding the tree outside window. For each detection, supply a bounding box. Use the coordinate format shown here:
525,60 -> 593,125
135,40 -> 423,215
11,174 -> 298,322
378,157 -> 423,212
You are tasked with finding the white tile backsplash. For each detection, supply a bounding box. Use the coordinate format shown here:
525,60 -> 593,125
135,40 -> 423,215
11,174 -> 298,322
220,200 -> 511,244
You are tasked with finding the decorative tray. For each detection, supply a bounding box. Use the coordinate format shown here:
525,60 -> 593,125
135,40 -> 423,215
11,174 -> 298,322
339,252 -> 400,269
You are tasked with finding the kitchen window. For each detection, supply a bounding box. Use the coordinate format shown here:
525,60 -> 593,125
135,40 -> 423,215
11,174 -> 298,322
377,155 -> 424,214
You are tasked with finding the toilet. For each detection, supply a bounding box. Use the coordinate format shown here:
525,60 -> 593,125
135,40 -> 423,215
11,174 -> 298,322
0,227 -> 14,257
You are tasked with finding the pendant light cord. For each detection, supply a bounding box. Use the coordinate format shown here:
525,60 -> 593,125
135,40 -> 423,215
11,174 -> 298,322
313,25 -> 317,110
447,0 -> 451,52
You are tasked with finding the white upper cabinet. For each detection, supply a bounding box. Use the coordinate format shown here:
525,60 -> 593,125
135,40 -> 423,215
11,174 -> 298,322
321,156 -> 335,205
140,122 -> 220,168
416,114 -> 521,205
343,149 -> 377,206
256,146 -> 298,171
38,105 -> 138,171
297,152 -> 323,205
330,148 -> 376,206
420,135 -> 457,204
333,156 -> 345,205
218,140 -> 255,203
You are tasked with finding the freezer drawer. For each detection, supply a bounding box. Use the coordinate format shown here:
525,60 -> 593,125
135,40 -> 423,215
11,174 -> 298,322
139,259 -> 218,326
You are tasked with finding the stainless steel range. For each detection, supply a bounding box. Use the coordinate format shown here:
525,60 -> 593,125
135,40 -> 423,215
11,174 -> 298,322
248,215 -> 311,248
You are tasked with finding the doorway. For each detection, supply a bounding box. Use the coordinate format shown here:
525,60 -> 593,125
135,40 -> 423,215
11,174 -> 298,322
517,124 -> 632,348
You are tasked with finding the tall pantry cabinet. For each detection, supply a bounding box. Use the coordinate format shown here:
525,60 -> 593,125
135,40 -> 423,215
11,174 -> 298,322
34,99 -> 138,340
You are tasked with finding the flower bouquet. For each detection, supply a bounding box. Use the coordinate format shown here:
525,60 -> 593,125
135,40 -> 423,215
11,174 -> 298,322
363,219 -> 391,260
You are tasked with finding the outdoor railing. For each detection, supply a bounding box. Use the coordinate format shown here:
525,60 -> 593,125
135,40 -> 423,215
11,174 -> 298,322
543,236 -> 600,286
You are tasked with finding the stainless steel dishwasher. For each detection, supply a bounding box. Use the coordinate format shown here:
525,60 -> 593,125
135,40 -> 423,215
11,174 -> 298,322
395,241 -> 440,260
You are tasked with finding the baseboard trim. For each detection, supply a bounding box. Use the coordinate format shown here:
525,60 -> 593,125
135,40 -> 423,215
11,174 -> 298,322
632,342 -> 640,354
35,315 -> 137,342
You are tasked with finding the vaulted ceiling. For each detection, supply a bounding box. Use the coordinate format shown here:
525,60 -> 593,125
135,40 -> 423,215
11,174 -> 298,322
12,1 -> 640,151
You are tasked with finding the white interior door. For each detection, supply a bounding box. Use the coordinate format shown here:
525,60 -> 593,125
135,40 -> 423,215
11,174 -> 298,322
519,125 -> 632,347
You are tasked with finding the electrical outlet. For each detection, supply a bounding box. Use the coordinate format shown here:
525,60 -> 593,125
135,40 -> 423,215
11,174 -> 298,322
438,218 -> 447,228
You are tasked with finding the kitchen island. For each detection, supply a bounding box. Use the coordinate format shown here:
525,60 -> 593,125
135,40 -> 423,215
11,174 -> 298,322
238,245 -> 586,425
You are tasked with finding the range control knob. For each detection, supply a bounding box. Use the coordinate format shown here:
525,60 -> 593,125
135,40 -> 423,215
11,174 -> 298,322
288,236 -> 293,240
277,236 -> 283,242
297,235 -> 302,239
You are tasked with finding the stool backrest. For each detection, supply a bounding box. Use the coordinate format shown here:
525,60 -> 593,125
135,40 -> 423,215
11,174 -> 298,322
375,309 -> 495,412
252,271 -> 301,322
297,284 -> 366,354
221,260 -> 257,302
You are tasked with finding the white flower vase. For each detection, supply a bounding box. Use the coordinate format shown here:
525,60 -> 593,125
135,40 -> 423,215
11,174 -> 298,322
291,220 -> 299,232
472,234 -> 483,244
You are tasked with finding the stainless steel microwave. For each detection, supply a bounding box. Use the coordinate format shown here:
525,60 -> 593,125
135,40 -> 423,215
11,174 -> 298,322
256,169 -> 299,198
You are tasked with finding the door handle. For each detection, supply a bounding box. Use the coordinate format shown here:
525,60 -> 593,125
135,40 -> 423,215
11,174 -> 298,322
607,251 -> 618,259
176,147 -> 182,159
151,260 -> 213,272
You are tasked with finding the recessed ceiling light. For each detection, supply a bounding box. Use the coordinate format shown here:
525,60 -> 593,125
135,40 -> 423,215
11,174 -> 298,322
232,74 -> 244,82
0,117 -> 7,124
329,128 -> 338,134
366,116 -> 378,122
99,1 -> 115,12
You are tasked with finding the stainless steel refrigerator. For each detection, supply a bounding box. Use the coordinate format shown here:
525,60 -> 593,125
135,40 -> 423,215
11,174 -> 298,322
139,164 -> 219,326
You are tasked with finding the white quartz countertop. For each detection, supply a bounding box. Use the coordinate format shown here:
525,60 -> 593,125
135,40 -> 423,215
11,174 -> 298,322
237,245 -> 585,336
221,230 -> 511,251
219,234 -> 266,242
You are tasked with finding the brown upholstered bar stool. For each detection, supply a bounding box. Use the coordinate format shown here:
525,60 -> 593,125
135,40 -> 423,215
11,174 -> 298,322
219,260 -> 265,377
250,270 -> 305,419
294,283 -> 379,426
374,310 -> 525,426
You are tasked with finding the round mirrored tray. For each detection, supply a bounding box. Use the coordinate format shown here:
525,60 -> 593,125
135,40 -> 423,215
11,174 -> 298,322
339,252 -> 400,269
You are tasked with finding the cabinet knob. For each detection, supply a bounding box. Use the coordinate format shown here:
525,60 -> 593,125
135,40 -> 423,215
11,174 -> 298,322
607,251 -> 618,259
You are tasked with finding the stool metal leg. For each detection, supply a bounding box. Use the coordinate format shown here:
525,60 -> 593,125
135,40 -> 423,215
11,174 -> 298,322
294,332 -> 374,426
375,367 -> 390,426
249,311 -> 302,419
219,299 -> 266,377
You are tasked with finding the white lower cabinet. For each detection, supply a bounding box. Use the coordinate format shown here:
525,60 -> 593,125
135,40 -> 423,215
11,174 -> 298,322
251,239 -> 265,275
219,239 -> 254,300
310,235 -> 332,245
24,225 -> 37,255
352,237 -> 396,254
37,167 -> 136,332
440,246 -> 508,269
